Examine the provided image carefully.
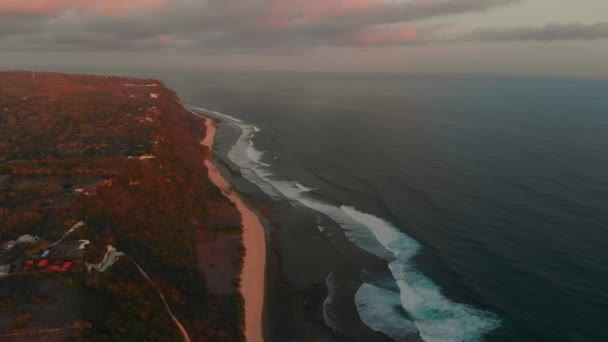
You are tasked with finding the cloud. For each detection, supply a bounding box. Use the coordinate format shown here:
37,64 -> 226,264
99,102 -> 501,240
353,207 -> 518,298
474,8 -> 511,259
349,26 -> 420,46
468,22 -> 608,42
0,0 -> 166,16
0,0 -> 520,52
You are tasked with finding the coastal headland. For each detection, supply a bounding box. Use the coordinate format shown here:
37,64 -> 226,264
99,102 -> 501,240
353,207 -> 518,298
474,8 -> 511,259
0,71 -> 248,340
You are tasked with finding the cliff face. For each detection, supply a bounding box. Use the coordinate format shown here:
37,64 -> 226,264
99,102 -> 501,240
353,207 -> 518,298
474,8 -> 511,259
0,71 -> 244,340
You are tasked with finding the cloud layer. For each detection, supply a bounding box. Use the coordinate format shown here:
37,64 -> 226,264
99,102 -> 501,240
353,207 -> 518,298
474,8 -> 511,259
0,0 -> 166,16
0,0 -> 521,52
469,21 -> 608,41
1,0 -> 607,55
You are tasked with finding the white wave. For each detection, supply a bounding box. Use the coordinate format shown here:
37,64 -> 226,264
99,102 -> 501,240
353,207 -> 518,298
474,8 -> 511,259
191,107 -> 242,123
203,109 -> 391,256
355,283 -> 420,341
300,198 -> 395,260
388,261 -> 500,342
344,205 -> 500,342
198,107 -> 500,341
341,205 -> 420,260
200,108 -> 279,198
247,139 -> 270,167
295,182 -> 315,192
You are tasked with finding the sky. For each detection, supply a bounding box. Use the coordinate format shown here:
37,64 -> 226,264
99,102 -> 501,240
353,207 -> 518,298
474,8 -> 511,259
1,0 -> 607,78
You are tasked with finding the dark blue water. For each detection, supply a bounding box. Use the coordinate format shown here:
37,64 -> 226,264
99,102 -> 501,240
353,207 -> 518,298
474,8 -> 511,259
142,71 -> 608,341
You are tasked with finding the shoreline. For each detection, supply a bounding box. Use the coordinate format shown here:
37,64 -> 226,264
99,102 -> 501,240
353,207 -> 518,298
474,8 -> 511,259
194,108 -> 395,341
200,115 -> 266,342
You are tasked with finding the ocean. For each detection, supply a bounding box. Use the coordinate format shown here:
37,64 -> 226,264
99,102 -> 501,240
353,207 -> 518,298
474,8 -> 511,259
87,69 -> 608,341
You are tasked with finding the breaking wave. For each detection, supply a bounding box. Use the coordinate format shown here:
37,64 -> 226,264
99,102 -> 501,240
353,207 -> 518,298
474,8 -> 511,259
355,283 -> 420,341
195,107 -> 500,342
345,206 -> 501,342
295,182 -> 316,192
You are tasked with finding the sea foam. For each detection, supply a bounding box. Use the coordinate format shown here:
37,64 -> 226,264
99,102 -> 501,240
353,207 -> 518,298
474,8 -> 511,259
355,283 -> 420,341
344,206 -> 500,342
194,107 -> 500,342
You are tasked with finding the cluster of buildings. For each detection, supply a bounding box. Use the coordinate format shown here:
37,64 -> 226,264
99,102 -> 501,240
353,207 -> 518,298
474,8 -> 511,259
0,234 -> 86,277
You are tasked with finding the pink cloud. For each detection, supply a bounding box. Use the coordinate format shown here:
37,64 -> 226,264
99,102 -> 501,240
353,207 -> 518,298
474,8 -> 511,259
157,34 -> 173,45
350,26 -> 420,45
99,0 -> 165,16
0,0 -> 166,16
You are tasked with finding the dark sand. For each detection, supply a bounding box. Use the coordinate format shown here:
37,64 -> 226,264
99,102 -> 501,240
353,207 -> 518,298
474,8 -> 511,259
195,229 -> 241,295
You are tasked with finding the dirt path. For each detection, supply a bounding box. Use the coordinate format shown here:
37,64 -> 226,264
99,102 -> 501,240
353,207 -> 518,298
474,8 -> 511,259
134,263 -> 191,342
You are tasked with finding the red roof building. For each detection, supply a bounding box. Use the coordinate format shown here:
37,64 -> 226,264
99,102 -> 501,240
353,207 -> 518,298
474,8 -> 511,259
61,262 -> 74,270
37,259 -> 49,267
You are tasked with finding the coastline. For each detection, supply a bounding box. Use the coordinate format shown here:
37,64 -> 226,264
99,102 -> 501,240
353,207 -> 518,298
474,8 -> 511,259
200,115 -> 266,342
199,108 -> 396,342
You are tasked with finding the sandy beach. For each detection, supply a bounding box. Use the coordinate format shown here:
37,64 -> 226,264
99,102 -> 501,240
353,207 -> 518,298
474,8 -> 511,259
200,115 -> 266,342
